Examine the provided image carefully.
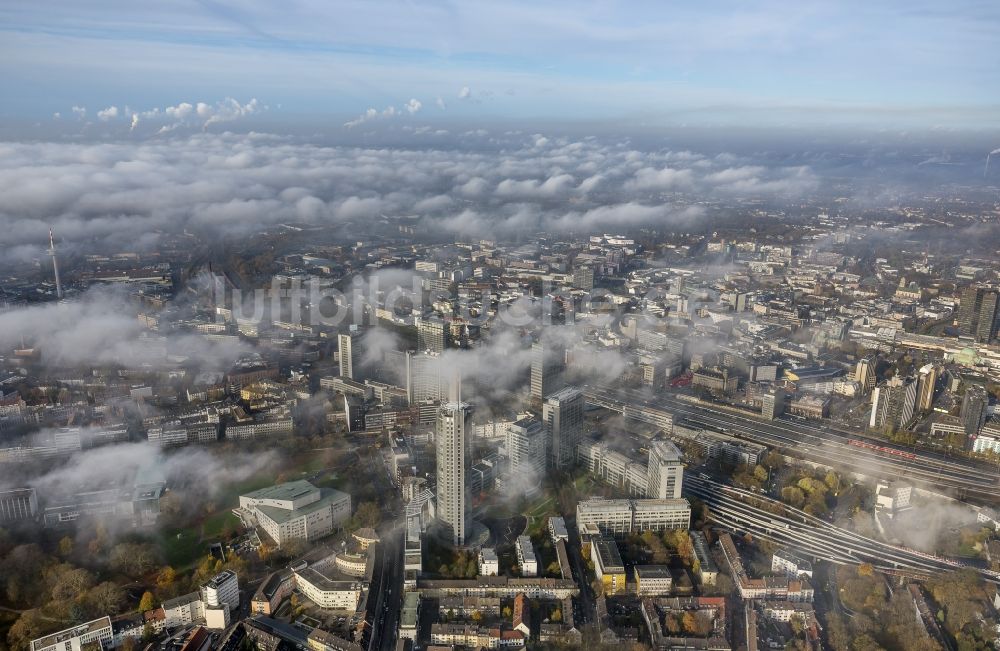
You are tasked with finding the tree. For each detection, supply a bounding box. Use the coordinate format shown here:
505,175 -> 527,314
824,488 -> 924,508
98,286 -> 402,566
681,611 -> 698,634
7,610 -> 46,651
763,451 -> 785,470
781,487 -> 805,508
753,465 -> 769,483
470,610 -> 483,623
502,606 -> 513,618
857,563 -> 874,578
551,607 -> 562,623
49,566 -> 95,602
58,536 -> 75,559
352,501 -> 381,529
547,561 -> 562,576
156,566 -> 177,591
86,582 -> 126,616
139,591 -> 156,613
110,543 -> 157,579
850,634 -> 885,651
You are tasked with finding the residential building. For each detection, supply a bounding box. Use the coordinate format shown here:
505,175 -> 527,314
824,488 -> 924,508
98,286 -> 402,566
251,571 -> 295,616
479,548 -> 499,576
548,516 -> 568,543
869,375 -> 917,431
771,549 -> 813,579
515,536 -> 538,577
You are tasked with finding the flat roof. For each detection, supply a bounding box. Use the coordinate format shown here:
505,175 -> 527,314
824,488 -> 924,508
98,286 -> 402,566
31,617 -> 112,651
635,565 -> 672,580
255,488 -> 349,525
242,480 -> 318,503
593,539 -> 624,571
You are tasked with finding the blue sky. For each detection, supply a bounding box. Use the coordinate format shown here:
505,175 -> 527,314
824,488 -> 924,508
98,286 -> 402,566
1,0 -> 998,130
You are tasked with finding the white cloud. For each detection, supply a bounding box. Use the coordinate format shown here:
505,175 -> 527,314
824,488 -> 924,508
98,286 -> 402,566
97,106 -> 119,120
435,97 -> 446,110
71,106 -> 86,119
625,166 -> 695,191
458,86 -> 471,99
405,98 -> 422,114
165,102 -> 194,120
0,132 -> 824,263
344,107 -> 378,128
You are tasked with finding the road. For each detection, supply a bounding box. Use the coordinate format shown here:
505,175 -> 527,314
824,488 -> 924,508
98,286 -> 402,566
367,524 -> 404,651
685,475 -> 1000,583
364,443 -> 405,651
584,384 -> 1000,502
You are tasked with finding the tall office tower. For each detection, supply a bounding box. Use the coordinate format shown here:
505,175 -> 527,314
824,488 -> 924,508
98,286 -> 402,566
48,229 -> 63,299
337,331 -> 359,380
417,316 -> 451,353
572,264 -> 594,291
961,385 -> 989,437
543,387 -> 584,469
405,351 -> 444,404
761,388 -> 785,421
869,376 -> 917,431
958,286 -> 1000,343
854,356 -> 877,395
915,364 -> 938,413
436,402 -> 472,546
646,441 -> 684,499
505,416 -> 547,489
530,341 -> 566,400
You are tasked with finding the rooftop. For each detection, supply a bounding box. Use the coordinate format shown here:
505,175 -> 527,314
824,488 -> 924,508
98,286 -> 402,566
30,617 -> 112,651
243,480 -> 318,503
254,488 -> 349,525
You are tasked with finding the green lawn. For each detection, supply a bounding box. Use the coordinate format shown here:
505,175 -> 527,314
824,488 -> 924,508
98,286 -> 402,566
159,527 -> 205,569
203,510 -> 241,538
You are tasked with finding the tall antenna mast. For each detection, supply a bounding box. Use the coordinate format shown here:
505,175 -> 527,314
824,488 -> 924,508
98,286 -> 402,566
48,228 -> 63,299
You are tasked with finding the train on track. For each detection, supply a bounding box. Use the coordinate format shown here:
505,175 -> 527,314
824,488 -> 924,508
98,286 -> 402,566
847,438 -> 917,460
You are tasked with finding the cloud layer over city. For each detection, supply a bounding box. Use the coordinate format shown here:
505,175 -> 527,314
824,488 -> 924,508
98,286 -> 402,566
0,132 -> 824,262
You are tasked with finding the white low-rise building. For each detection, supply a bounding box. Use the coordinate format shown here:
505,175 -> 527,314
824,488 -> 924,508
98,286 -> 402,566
239,480 -> 350,547
293,555 -> 366,611
548,516 -> 569,543
515,536 -> 538,577
479,547 -> 499,576
31,617 -> 113,651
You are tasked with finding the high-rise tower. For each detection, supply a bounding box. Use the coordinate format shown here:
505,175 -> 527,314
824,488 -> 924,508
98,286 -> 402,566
543,387 -> 584,469
48,229 -> 63,299
436,402 -> 472,546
